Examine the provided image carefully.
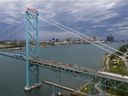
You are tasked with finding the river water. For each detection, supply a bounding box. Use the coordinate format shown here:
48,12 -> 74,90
0,42 -> 127,96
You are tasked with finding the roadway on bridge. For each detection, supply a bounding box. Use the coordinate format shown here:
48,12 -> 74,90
1,51 -> 128,84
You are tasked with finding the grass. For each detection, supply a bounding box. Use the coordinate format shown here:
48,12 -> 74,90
104,52 -> 128,96
108,58 -> 128,76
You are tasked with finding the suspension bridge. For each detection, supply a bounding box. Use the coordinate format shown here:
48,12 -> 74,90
0,8 -> 128,96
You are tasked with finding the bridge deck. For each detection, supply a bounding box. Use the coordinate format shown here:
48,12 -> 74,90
1,51 -> 128,83
30,58 -> 128,83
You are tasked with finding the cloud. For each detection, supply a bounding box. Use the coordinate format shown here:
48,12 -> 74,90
0,0 -> 128,39
0,18 -> 17,24
0,0 -> 121,23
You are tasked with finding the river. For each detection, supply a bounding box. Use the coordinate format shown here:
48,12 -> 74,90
0,42 -> 127,96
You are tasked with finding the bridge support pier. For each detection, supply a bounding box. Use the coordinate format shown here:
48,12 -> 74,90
24,83 -> 42,91
57,91 -> 62,96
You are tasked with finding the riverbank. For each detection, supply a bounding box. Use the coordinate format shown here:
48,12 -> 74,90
71,44 -> 128,96
104,53 -> 128,76
102,44 -> 128,96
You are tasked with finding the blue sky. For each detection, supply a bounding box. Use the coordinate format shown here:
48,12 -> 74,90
0,0 -> 128,40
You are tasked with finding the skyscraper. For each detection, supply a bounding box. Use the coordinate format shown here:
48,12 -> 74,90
106,34 -> 114,42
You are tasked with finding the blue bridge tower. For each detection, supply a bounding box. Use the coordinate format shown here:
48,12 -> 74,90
24,8 -> 41,91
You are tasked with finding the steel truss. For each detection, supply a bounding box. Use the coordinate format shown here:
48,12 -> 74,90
24,8 -> 41,91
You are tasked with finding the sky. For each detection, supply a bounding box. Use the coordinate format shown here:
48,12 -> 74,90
0,0 -> 128,40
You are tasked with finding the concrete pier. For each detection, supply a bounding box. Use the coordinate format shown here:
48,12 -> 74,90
24,83 -> 42,91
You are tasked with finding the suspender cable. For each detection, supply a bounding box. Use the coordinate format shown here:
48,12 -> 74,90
39,16 -> 128,62
39,14 -> 128,58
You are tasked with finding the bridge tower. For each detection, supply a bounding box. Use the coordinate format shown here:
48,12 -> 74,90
24,8 -> 41,91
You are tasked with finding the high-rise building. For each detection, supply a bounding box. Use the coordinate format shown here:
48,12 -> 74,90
106,35 -> 114,42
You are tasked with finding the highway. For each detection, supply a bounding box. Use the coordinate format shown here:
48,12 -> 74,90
1,51 -> 128,84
